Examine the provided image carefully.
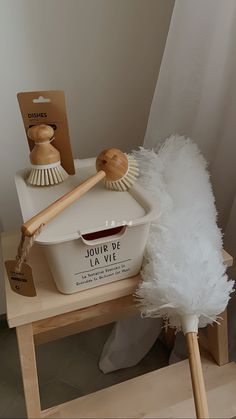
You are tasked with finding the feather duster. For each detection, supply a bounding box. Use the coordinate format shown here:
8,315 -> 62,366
134,135 -> 234,418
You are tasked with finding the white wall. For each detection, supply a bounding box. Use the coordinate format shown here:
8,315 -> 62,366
0,0 -> 174,312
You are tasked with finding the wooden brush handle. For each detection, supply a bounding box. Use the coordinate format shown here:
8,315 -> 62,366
22,171 -> 106,237
186,332 -> 209,418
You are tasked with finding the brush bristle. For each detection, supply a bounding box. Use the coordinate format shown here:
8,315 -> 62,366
27,164 -> 68,186
105,154 -> 139,192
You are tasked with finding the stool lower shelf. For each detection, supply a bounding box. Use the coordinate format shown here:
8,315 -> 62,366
42,353 -> 236,418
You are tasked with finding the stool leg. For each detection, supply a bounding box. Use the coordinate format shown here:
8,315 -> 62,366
207,309 -> 229,366
16,324 -> 41,418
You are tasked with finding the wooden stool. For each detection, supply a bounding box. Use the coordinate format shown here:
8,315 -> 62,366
1,232 -> 234,418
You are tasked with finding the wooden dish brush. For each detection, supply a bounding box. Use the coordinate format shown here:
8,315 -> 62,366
27,124 -> 68,186
22,148 -> 139,237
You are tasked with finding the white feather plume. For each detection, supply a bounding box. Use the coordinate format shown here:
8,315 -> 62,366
135,135 -> 234,330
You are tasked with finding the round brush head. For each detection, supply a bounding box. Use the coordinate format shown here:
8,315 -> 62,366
96,148 -> 139,191
27,124 -> 68,186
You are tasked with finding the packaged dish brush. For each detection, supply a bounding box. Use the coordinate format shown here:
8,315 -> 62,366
17,90 -> 75,178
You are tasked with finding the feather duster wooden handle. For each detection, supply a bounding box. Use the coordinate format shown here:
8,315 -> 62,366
22,148 -> 138,237
181,316 -> 209,418
186,332 -> 209,418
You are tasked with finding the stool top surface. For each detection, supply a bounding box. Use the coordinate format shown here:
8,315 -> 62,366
1,232 -> 140,327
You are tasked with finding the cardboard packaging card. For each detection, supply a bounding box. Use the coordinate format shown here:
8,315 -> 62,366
17,90 -> 75,175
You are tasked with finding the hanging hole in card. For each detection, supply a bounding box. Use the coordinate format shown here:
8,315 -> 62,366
5,260 -> 36,297
33,95 -> 51,103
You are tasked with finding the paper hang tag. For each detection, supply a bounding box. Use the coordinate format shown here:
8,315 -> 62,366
5,260 -> 36,297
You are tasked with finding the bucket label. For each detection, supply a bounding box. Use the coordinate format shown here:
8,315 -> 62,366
74,240 -> 132,286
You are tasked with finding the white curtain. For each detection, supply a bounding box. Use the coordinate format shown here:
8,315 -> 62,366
100,0 -> 236,371
145,0 -> 236,245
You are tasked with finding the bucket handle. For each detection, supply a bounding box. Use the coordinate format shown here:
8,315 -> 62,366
80,226 -> 127,245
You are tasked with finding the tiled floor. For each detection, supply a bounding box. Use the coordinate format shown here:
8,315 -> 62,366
0,316 -> 169,418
